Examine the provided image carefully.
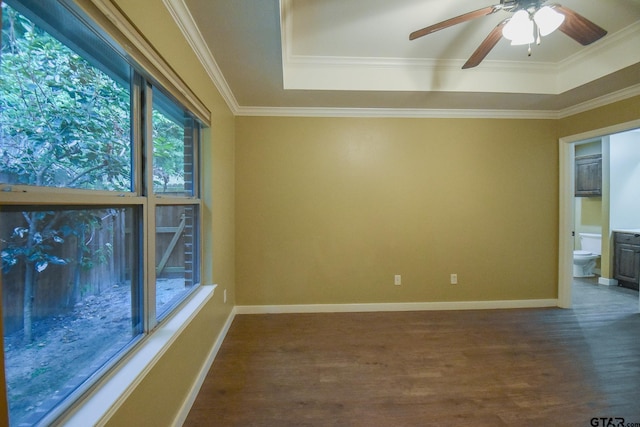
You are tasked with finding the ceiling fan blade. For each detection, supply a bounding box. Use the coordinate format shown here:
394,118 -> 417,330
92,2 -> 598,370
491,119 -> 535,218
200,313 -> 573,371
462,20 -> 507,69
554,5 -> 607,45
409,5 -> 501,41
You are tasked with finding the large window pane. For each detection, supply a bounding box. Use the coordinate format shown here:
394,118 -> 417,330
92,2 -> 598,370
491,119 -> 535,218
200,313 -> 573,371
0,3 -> 132,191
1,206 -> 142,426
155,205 -> 199,318
152,89 -> 196,196
1,1 -> 203,424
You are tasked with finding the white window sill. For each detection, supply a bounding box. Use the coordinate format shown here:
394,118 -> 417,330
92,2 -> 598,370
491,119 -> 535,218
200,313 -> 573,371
57,285 -> 216,427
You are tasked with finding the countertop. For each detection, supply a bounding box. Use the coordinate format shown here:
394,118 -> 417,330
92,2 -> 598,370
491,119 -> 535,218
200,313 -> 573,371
613,228 -> 640,234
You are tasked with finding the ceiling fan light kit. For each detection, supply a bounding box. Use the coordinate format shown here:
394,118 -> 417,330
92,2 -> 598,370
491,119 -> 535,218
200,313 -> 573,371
502,10 -> 535,45
502,6 -> 565,45
534,6 -> 565,36
409,1 -> 607,69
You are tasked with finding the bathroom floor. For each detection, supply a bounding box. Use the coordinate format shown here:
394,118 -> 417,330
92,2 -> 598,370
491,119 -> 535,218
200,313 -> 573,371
572,275 -> 639,313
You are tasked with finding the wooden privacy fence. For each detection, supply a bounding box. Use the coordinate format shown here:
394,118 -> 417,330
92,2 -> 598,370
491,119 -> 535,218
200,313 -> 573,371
1,205 -> 193,334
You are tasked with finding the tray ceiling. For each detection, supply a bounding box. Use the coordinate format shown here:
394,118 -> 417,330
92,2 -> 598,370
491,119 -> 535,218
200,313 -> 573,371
169,0 -> 640,117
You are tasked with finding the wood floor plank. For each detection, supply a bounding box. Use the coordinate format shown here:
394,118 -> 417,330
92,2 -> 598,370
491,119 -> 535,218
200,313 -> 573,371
184,280 -> 640,426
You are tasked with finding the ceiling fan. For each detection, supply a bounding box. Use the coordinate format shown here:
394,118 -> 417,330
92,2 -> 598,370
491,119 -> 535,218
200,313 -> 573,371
409,0 -> 607,69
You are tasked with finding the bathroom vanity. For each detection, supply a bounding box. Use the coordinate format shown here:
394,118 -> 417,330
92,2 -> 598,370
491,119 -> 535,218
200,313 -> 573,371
614,230 -> 640,291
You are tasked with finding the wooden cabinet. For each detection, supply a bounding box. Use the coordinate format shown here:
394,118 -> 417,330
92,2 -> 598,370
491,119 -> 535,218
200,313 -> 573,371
614,232 -> 640,291
575,154 -> 602,197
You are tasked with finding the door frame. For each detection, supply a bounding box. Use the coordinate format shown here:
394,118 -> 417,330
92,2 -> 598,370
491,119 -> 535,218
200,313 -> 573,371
558,119 -> 640,308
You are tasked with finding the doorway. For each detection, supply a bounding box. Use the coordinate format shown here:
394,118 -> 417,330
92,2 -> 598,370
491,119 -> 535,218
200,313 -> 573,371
558,119 -> 640,310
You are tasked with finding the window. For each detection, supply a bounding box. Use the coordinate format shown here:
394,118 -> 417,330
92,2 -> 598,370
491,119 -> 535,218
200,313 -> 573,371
0,1 -> 203,425
155,205 -> 199,319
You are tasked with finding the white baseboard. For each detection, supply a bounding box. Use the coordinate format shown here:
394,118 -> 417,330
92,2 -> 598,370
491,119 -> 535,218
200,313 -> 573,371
173,306 -> 237,427
598,277 -> 619,286
235,299 -> 559,315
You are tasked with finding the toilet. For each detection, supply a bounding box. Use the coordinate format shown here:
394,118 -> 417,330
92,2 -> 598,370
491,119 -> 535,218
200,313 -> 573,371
573,233 -> 602,277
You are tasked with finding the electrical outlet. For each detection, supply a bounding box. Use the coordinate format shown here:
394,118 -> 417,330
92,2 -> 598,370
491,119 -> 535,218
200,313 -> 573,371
450,274 -> 458,285
394,275 -> 402,286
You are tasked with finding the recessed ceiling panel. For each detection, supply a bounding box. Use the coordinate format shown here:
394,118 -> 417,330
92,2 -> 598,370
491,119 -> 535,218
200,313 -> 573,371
282,0 -> 640,94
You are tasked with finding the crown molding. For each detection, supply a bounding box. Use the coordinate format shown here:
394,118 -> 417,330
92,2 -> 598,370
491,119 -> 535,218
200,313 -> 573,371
559,21 -> 640,70
556,83 -> 640,119
163,0 -> 240,115
235,106 -> 557,119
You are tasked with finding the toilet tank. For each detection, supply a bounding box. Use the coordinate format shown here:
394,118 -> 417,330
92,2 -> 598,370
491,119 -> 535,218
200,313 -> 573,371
579,233 -> 602,255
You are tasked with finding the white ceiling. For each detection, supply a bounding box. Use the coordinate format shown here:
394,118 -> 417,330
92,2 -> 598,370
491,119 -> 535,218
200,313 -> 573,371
168,0 -> 640,117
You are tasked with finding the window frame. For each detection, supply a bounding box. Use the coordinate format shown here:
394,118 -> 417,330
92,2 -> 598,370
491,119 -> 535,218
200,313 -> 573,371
0,0 -> 205,423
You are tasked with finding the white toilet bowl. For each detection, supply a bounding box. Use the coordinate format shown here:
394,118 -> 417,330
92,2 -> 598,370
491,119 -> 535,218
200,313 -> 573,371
573,250 -> 599,277
572,233 -> 602,278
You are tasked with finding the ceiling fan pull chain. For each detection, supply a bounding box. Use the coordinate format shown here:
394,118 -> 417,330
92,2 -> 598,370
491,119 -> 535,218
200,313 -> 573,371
528,43 -> 532,56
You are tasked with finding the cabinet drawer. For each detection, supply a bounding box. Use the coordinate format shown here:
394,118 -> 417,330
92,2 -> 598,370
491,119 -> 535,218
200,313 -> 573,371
615,232 -> 640,245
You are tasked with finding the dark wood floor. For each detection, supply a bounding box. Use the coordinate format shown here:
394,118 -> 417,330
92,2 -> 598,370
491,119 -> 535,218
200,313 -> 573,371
184,280 -> 640,426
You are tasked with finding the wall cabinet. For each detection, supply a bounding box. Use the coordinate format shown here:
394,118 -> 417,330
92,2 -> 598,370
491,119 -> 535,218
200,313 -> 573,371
614,232 -> 640,291
575,154 -> 602,197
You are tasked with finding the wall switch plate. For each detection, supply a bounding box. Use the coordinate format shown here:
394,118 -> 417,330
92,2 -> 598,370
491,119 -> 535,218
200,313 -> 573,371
450,274 -> 458,285
394,275 -> 402,286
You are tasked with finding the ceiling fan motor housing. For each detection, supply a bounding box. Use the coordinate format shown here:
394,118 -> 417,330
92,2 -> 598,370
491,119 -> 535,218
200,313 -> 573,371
501,0 -> 546,13
500,0 -> 519,11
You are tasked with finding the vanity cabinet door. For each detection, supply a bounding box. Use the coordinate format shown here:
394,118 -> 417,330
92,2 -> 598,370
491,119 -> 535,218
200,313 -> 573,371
614,234 -> 640,290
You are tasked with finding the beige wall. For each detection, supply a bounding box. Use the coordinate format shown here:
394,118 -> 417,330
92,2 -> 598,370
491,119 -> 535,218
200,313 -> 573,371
558,95 -> 640,138
236,117 -> 559,305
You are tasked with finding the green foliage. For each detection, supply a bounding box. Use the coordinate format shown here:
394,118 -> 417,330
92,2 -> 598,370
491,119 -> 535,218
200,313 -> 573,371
0,4 -> 131,190
0,5 -> 133,341
0,211 -> 68,275
0,4 -> 127,277
152,109 -> 185,192
0,4 -> 188,342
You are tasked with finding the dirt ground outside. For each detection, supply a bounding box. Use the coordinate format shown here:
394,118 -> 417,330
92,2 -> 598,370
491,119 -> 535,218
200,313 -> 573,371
3,278 -> 187,425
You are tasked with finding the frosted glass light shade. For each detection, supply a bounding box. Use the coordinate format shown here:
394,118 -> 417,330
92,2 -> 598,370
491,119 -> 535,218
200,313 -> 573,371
534,6 -> 565,36
502,10 -> 534,45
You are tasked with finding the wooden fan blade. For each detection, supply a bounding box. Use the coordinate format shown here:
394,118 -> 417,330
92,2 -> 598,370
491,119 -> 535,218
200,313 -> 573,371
409,5 -> 501,41
554,5 -> 607,45
462,20 -> 507,69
